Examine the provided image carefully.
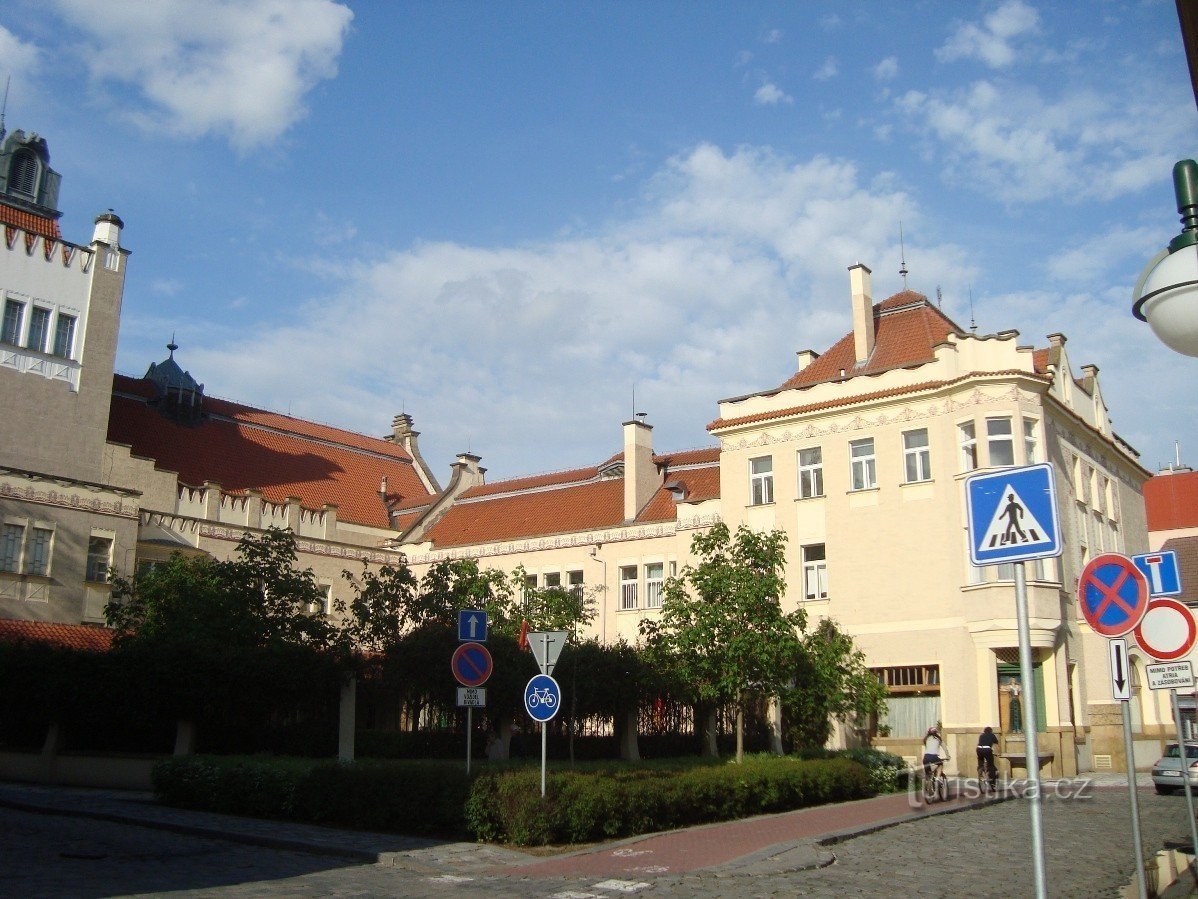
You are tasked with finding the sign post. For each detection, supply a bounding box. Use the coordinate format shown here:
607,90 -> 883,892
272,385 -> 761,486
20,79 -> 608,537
524,673 -> 561,797
452,621 -> 492,777
966,463 -> 1061,899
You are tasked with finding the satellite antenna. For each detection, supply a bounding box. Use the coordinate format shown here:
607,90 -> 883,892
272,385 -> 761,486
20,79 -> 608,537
968,285 -> 978,332
0,75 -> 9,142
936,286 -> 943,309
898,222 -> 909,290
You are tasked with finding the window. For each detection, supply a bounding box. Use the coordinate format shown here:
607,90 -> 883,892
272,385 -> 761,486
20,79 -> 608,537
86,537 -> 114,583
25,527 -> 52,576
52,314 -> 76,359
802,544 -> 828,600
524,573 -> 538,590
749,456 -> 774,505
568,569 -> 584,599
1023,418 -> 1039,464
1,299 -> 24,345
619,565 -> 638,610
959,421 -> 978,471
872,665 -> 941,739
9,150 -> 39,197
849,439 -> 876,490
902,429 -> 931,483
25,307 -> 50,353
645,563 -> 664,609
987,418 -> 1014,467
798,447 -> 824,498
544,571 -> 561,589
1,524 -> 24,573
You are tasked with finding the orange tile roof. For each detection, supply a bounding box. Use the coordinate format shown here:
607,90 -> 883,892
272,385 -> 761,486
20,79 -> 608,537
423,446 -> 721,548
0,202 -> 62,239
0,619 -> 112,651
1145,470 -> 1198,532
777,292 -> 963,391
108,374 -> 438,529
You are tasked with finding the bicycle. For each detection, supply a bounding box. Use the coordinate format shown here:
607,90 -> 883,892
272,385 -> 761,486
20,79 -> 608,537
978,752 -> 998,794
527,688 -> 556,708
922,758 -> 949,804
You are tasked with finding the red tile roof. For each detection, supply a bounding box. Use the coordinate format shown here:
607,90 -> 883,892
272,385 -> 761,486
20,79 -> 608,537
1145,470 -> 1198,532
108,374 -> 438,529
422,447 -> 721,548
776,292 -> 964,391
1,202 -> 62,239
0,619 -> 112,651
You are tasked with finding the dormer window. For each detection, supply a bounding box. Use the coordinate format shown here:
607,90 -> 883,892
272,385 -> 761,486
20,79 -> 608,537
598,461 -> 625,479
8,149 -> 39,199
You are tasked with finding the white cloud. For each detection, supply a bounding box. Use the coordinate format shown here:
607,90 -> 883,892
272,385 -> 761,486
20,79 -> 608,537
763,29 -> 783,44
0,25 -> 42,79
49,0 -> 352,150
873,57 -> 899,81
937,0 -> 1039,68
813,57 -> 839,81
179,144 -> 952,477
151,278 -> 184,296
754,82 -> 793,106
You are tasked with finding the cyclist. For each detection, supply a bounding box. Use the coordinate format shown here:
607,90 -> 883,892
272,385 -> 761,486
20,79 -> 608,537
977,726 -> 999,788
922,725 -> 950,781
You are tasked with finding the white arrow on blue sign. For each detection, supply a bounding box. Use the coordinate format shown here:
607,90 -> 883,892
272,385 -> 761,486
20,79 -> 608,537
1132,551 -> 1183,597
965,463 -> 1062,566
458,609 -> 488,643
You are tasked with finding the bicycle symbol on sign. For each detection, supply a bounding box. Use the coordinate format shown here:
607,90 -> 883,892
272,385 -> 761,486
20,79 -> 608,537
527,687 -> 557,708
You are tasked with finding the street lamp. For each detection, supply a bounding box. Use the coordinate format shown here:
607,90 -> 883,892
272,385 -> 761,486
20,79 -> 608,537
1132,159 -> 1198,356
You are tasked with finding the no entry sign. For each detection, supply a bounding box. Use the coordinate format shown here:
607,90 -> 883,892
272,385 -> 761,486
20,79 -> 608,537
1134,598 -> 1198,662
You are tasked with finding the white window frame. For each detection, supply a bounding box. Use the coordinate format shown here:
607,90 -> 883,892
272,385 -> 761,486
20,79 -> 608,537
645,562 -> 664,609
86,534 -> 114,583
986,417 -> 1015,467
567,569 -> 584,599
959,421 -> 978,472
619,565 -> 638,610
849,439 -> 876,491
52,313 -> 77,359
749,456 -> 774,505
797,446 -> 824,499
544,571 -> 562,589
1,298 -> 24,346
1022,417 -> 1039,464
902,428 -> 931,483
802,544 -> 828,600
25,306 -> 51,353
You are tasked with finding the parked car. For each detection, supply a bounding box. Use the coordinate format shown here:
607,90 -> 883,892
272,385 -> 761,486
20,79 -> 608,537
1151,743 -> 1198,794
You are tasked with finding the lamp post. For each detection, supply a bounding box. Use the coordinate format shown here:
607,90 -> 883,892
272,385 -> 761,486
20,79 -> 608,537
1131,159 -> 1198,356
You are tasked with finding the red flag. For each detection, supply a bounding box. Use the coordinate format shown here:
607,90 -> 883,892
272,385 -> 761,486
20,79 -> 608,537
517,619 -> 530,651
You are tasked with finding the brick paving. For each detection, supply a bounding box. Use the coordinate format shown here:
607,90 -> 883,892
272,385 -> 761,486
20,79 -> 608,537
1,779 -> 1195,897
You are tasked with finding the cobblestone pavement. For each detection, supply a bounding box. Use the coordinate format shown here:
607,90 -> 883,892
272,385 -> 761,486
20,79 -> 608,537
1,784 -> 1195,898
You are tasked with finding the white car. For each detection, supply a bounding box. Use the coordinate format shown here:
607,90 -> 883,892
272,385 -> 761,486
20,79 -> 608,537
1151,742 -> 1198,794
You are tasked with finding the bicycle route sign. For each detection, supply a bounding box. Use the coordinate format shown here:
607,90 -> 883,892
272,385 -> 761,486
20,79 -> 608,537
1077,553 -> 1150,638
965,463 -> 1062,566
451,642 -> 493,688
524,673 -> 561,722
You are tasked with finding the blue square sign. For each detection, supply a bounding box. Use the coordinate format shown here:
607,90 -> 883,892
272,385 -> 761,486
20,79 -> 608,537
966,463 -> 1062,566
1132,550 -> 1183,597
458,609 -> 488,643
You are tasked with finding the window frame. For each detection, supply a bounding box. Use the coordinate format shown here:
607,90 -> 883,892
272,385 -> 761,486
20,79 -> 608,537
645,562 -> 664,609
986,417 -> 1015,467
902,428 -> 932,483
849,438 -> 877,491
797,446 -> 824,499
749,455 -> 774,505
25,306 -> 51,353
959,421 -> 978,472
619,565 -> 638,610
1022,417 -> 1039,464
567,569 -> 584,599
802,544 -> 828,600
1,522 -> 25,574
1,298 -> 25,346
25,526 -> 53,576
52,313 -> 77,359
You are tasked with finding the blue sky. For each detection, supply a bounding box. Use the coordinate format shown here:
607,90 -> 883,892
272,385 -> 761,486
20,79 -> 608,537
2,0 -> 1195,482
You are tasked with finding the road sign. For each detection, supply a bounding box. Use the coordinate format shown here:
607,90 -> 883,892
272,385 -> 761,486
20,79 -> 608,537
1078,553 -> 1150,638
1147,661 -> 1196,691
1110,638 -> 1131,701
451,642 -> 493,687
524,674 -> 561,722
965,463 -> 1062,566
528,630 -> 568,676
456,687 -> 487,707
458,609 -> 488,642
1133,551 -> 1183,597
1133,597 -> 1198,662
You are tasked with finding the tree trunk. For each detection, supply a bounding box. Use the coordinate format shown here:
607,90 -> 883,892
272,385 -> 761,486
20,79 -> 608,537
619,706 -> 640,760
767,694 -> 784,755
736,692 -> 744,764
497,712 -> 513,759
174,719 -> 196,756
569,662 -> 577,767
338,673 -> 356,762
699,705 -> 719,757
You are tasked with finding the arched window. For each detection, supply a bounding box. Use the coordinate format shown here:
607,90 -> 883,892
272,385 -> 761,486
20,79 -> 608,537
8,150 -> 39,198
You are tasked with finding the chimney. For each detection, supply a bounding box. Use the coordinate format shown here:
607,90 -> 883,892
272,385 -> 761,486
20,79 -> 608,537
849,263 -> 875,364
623,417 -> 661,522
1081,363 -> 1099,379
451,453 -> 486,491
1047,332 -> 1066,349
795,349 -> 819,372
92,210 -> 123,247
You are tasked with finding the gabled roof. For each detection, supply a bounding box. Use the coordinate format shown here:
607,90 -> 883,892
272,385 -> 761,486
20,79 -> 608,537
1,203 -> 61,239
776,291 -> 964,391
0,619 -> 112,651
108,373 -> 438,529
421,446 -> 721,549
1145,470 -> 1198,532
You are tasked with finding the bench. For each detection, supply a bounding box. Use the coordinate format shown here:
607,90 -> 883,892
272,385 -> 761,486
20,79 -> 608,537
1001,751 -> 1055,778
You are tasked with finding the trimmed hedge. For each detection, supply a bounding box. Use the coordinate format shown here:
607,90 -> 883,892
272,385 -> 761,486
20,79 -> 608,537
465,756 -> 872,845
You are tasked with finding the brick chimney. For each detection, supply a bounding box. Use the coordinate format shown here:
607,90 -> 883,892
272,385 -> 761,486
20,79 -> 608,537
849,263 -> 875,364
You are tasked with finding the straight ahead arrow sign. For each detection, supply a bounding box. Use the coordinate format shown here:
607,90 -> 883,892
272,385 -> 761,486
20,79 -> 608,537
1110,638 -> 1131,701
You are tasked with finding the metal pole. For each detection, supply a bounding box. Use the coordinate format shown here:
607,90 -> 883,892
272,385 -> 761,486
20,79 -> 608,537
1122,699 -> 1149,899
1013,562 -> 1048,899
541,722 -> 547,798
466,706 -> 472,776
1170,688 -> 1198,884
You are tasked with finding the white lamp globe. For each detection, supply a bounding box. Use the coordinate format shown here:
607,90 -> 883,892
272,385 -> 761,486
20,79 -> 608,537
1137,242 -> 1198,357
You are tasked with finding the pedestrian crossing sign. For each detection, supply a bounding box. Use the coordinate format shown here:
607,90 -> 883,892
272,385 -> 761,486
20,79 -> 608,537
965,463 -> 1062,566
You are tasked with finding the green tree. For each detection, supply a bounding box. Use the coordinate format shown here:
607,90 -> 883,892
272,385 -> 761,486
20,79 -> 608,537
641,523 -> 803,763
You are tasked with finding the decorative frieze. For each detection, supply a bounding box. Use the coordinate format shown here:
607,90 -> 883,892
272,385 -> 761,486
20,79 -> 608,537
0,482 -> 137,518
